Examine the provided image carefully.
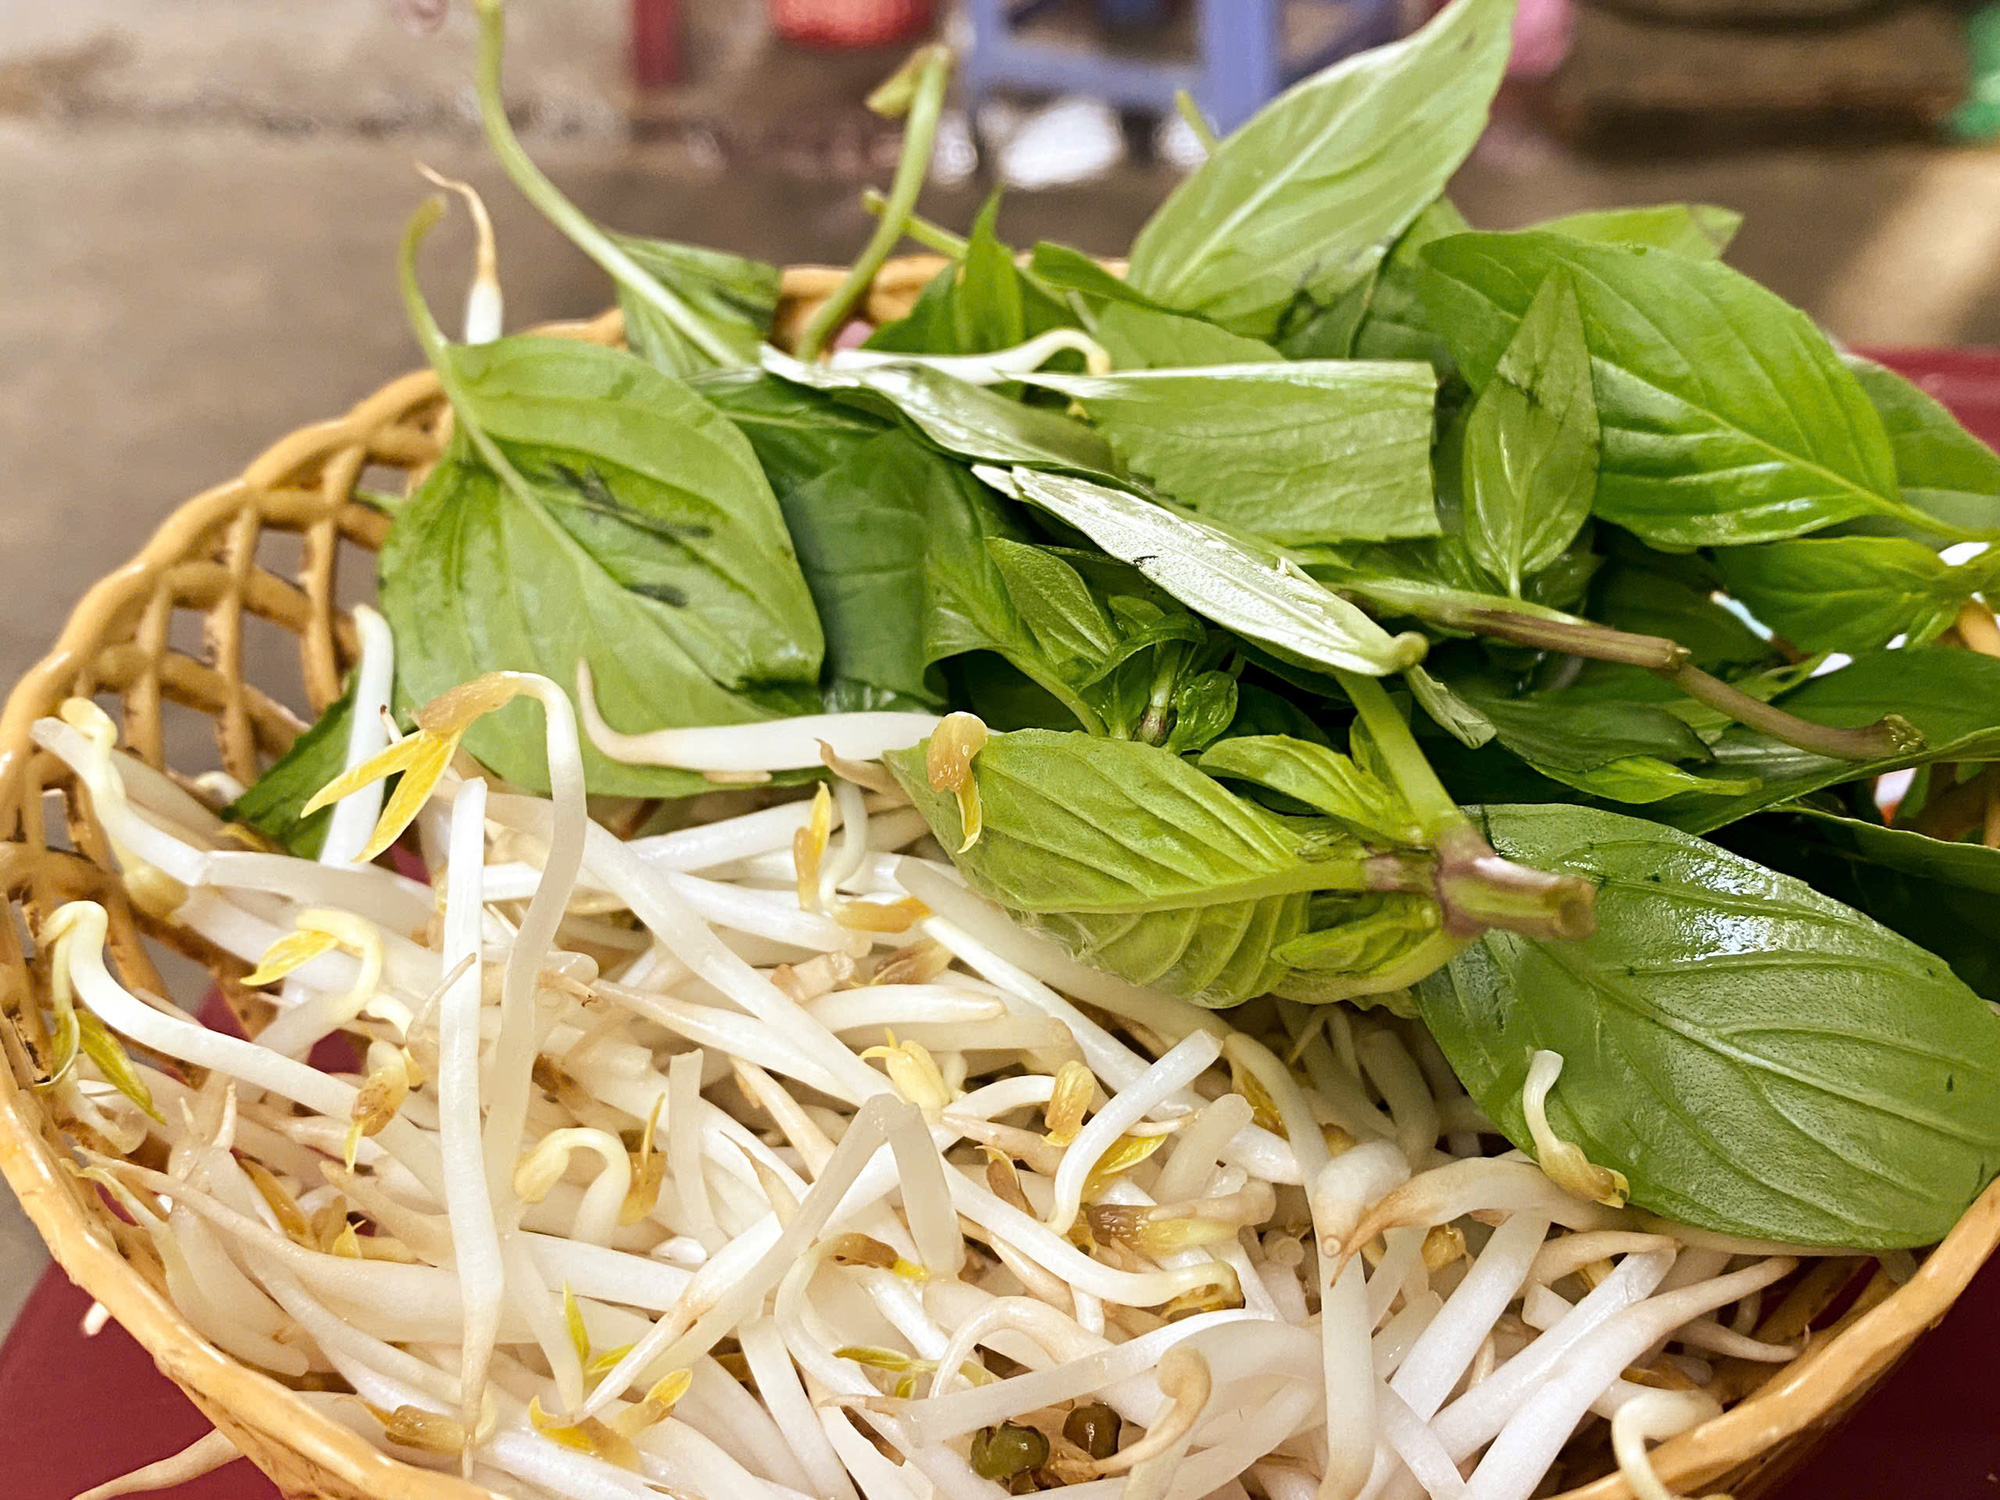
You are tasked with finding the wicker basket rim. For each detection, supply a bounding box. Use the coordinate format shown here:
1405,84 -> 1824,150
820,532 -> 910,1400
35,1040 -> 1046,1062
0,276 -> 1995,1500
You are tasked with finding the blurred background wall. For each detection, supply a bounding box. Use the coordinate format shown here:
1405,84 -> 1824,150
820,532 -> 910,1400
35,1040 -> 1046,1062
3,0 -> 2000,1316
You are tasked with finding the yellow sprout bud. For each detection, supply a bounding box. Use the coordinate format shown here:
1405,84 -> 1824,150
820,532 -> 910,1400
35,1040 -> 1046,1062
1044,1060 -> 1094,1146
793,783 -> 834,912
1081,1131 -> 1167,1198
123,864 -> 189,920
871,939 -> 953,987
243,1160 -> 312,1244
1522,1050 -> 1629,1208
242,929 -> 338,987
834,896 -> 927,933
925,712 -> 988,851
564,1283 -> 591,1368
369,1403 -> 469,1456
1422,1223 -> 1468,1273
860,1033 -> 953,1117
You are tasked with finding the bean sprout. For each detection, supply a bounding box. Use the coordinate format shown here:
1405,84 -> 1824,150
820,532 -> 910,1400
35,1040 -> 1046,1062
35,663 -> 1856,1500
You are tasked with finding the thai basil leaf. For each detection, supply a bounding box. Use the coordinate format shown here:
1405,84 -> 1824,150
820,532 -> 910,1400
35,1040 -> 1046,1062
1417,802 -> 2000,1247
1162,672 -> 1240,755
1526,203 -> 1740,259
774,430 -> 1118,722
1124,0 -> 1515,336
438,337 -> 821,692
981,465 -> 1429,677
609,235 -> 780,376
872,201 -> 1079,357
1407,663 -> 1498,748
1843,355 -> 2000,539
886,729 -> 1372,1005
862,265 -> 958,354
1461,269 -> 1599,594
1199,734 -> 1421,844
772,430 -> 953,708
1273,893 -> 1440,1000
954,192 -> 1028,353
381,338 -> 822,794
761,351 -> 1120,478
1026,361 -> 1440,544
984,538 -> 1120,680
1654,648 -> 2000,832
1455,687 -> 1727,808
1542,755 -> 1760,804
1715,808 -> 2000,1001
224,684 -> 356,858
1788,804 -> 2000,895
1713,535 -> 1995,654
1093,302 -> 1283,370
1419,232 -> 1922,546
689,368 -> 889,501
1346,197 -> 1473,371
1028,241 -> 1183,313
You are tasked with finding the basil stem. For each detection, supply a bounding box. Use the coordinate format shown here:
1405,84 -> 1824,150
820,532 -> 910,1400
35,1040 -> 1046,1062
1332,669 -> 1464,841
1173,89 -> 1221,153
470,0 -> 737,367
1662,663 -> 1922,762
797,46 -> 953,360
860,189 -> 970,260
1337,669 -> 1596,942
1464,608 -> 1922,762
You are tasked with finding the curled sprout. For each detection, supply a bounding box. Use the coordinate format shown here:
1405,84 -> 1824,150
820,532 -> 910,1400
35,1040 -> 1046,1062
926,711 -> 989,851
1524,1049 -> 1631,1208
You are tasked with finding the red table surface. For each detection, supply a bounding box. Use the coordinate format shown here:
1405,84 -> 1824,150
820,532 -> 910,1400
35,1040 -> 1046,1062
6,345 -> 2000,1498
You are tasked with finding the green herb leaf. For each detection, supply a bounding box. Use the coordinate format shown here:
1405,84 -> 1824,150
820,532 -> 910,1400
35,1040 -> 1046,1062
1025,362 -> 1440,545
1124,0 -> 1515,336
1527,203 -> 1740,259
1461,269 -> 1599,594
1162,671 -> 1240,755
1344,198 -> 1473,371
1844,355 -> 2000,540
1716,807 -> 2000,1001
1419,232 -> 1921,546
380,337 -> 822,794
762,351 -> 1120,477
887,728 -> 1375,1004
1417,802 -> 2000,1247
1589,559 -> 1772,669
871,203 -> 1079,357
982,465 -> 1429,677
1199,734 -> 1421,844
224,685 -> 357,857
690,368 -> 889,501
609,235 -> 781,377
1655,648 -> 2000,831
1713,535 -> 1993,654
1092,302 -> 1283,370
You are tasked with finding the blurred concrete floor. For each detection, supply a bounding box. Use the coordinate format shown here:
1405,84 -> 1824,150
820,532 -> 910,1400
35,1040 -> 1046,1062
6,0 -> 2000,1332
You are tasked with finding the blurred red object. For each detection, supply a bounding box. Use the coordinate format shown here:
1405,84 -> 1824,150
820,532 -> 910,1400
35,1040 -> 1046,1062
770,0 -> 934,48
632,0 -> 680,87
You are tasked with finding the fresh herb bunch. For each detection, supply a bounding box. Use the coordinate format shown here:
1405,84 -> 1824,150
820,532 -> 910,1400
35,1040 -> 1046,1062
234,0 -> 2000,1246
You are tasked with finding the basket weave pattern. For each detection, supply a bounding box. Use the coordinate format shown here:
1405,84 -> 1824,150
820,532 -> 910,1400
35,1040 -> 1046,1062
1,261 -> 1996,1500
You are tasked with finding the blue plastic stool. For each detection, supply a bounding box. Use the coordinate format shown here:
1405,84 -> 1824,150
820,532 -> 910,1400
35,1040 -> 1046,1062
962,0 -> 1403,135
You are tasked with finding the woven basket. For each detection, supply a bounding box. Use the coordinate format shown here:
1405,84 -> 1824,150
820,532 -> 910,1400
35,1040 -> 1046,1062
1,256 -> 1995,1500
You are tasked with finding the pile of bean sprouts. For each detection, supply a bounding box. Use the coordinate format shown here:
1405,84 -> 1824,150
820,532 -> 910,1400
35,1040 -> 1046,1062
34,608 -> 1854,1500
